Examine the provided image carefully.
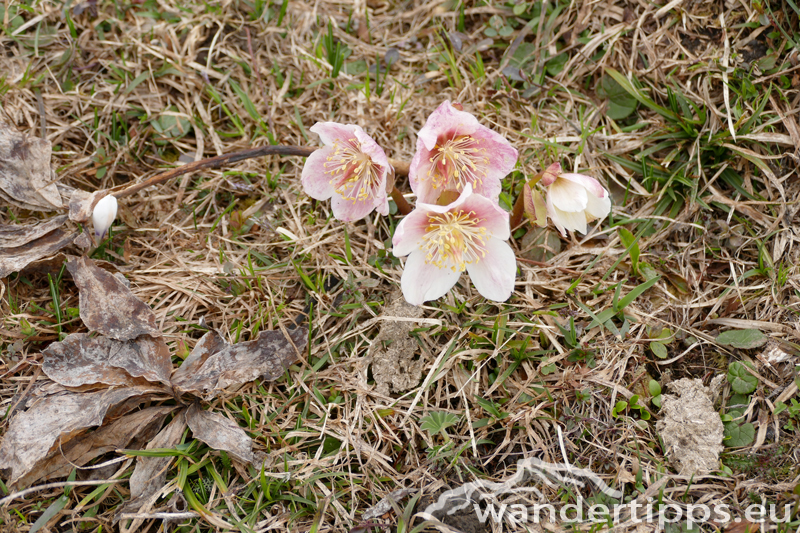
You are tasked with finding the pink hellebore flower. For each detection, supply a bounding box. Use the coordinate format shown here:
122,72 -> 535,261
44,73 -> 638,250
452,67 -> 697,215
302,122 -> 392,222
409,101 -> 518,205
540,163 -> 612,236
392,184 -> 516,305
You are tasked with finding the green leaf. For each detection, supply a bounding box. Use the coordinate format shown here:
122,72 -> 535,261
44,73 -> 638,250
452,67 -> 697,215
509,42 -> 536,68
648,379 -> 661,397
716,329 -> 767,350
604,68 -> 679,121
650,341 -> 668,359
419,411 -> 460,435
728,393 -> 750,408
30,495 -> 68,533
727,361 -> 758,395
598,75 -> 638,120
651,395 -> 662,409
545,53 -> 568,76
638,261 -> 659,281
612,400 -> 628,417
617,227 -> 639,273
724,421 -> 755,447
615,276 -> 660,312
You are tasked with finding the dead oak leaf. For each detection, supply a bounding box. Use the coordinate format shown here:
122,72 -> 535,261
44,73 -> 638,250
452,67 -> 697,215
67,256 -> 160,341
0,384 -> 166,487
186,402 -> 255,464
68,188 -> 104,224
43,333 -> 172,387
0,227 -> 78,278
0,123 -> 63,211
171,327 -> 306,399
0,215 -> 68,248
116,410 -> 188,528
14,405 -> 176,489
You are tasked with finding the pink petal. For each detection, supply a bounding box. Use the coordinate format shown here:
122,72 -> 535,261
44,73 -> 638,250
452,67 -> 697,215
374,194 -> 390,216
466,237 -> 516,302
413,171 -> 440,204
309,122 -> 360,146
353,128 -> 390,170
401,250 -> 462,305
539,162 -> 562,187
468,124 -> 519,192
392,209 -> 432,257
460,192 -> 510,240
408,142 -> 428,192
559,173 -> 608,199
331,194 -> 376,222
301,148 -> 336,200
417,101 -> 480,151
549,178 -> 588,213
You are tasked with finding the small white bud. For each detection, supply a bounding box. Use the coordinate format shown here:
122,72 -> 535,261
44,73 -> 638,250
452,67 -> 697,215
92,195 -> 118,240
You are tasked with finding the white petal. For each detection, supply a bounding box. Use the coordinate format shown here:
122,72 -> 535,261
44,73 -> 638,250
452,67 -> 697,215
400,251 -> 461,305
392,209 -> 431,257
585,189 -> 611,220
466,238 -> 516,302
548,178 -> 588,212
553,205 -> 587,234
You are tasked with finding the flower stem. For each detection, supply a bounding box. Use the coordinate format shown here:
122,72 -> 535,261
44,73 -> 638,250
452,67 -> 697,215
113,145 -> 410,200
509,189 -> 526,230
390,186 -> 413,215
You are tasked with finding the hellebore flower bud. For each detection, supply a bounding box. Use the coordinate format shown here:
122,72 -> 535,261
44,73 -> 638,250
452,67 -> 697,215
92,194 -> 118,240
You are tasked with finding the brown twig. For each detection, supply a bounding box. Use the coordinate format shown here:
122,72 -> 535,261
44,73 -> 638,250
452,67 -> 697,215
390,186 -> 413,215
113,145 -> 412,216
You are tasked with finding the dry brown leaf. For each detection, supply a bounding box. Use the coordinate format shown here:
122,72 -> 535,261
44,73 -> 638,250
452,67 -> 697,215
0,227 -> 78,278
117,409 -> 188,527
67,256 -> 160,340
43,333 -> 173,387
68,188 -> 105,224
171,327 -> 306,399
0,385 -> 163,487
0,215 -> 68,248
14,406 -> 176,489
0,123 -> 63,211
186,403 -> 255,464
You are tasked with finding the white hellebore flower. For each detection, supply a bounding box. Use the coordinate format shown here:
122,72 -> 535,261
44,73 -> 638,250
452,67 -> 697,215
392,184 -> 516,306
92,194 -> 118,240
540,163 -> 612,236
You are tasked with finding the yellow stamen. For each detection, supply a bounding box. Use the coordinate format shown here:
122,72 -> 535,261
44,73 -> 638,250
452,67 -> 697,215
422,210 -> 488,271
323,138 -> 382,203
426,135 -> 489,192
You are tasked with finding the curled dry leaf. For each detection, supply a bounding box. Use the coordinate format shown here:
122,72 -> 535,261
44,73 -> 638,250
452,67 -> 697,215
186,403 -> 255,464
0,123 -> 63,211
67,256 -> 160,341
0,215 -> 68,248
0,227 -> 78,278
14,406 -> 176,489
68,188 -> 104,224
117,410 -> 188,525
0,385 -> 163,487
43,333 -> 173,387
171,327 -> 306,399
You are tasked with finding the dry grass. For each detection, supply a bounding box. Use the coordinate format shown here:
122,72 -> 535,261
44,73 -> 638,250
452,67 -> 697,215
1,0 -> 800,531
